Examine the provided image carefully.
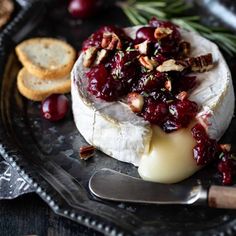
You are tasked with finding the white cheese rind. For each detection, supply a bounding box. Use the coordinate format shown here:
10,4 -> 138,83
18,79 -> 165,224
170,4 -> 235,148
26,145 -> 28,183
71,55 -> 152,166
180,30 -> 235,140
71,26 -> 234,171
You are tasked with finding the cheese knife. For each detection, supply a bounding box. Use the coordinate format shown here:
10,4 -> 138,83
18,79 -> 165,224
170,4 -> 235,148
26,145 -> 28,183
89,168 -> 236,209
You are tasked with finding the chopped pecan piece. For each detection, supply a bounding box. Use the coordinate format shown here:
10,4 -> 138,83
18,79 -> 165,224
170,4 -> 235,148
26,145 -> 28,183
178,41 -> 191,59
156,59 -> 185,72
101,32 -> 122,50
176,91 -> 188,101
157,54 -> 214,72
127,92 -> 144,113
79,145 -> 95,160
185,53 -> 213,72
139,56 -> 157,70
220,144 -> 231,152
95,49 -> 108,65
154,27 -> 173,40
135,40 -> 149,55
83,47 -> 97,68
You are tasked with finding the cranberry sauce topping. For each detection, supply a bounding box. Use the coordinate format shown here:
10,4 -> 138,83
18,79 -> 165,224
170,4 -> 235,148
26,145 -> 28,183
82,19 -> 234,185
191,124 -> 236,185
191,124 -> 218,165
86,50 -> 140,101
82,19 -> 197,131
86,64 -> 124,101
218,153 -> 236,185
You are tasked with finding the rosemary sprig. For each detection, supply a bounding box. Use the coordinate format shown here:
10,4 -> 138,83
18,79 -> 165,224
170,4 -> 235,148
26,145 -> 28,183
117,0 -> 236,56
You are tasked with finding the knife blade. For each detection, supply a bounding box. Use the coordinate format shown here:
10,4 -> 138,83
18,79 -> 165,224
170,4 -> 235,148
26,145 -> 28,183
89,168 -> 236,209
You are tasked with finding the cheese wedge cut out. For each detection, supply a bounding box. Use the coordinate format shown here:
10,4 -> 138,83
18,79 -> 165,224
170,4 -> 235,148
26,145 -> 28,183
71,26 -> 235,183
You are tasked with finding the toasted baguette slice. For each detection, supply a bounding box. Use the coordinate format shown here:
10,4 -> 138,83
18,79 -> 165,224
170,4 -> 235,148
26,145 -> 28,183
17,68 -> 71,101
0,0 -> 14,28
15,38 -> 76,79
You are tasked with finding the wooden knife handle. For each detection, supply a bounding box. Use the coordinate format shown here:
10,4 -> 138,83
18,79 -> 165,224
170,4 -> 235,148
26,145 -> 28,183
208,185 -> 236,209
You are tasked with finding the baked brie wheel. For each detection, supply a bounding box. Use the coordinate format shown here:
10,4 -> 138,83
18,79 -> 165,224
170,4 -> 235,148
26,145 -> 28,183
71,25 -> 234,184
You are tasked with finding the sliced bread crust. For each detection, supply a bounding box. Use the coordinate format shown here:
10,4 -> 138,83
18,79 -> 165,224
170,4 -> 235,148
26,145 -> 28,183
17,68 -> 71,101
0,0 -> 14,28
15,38 -> 76,80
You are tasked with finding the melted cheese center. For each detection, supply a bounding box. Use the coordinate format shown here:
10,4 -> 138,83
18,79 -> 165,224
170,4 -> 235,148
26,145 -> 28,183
138,123 -> 201,183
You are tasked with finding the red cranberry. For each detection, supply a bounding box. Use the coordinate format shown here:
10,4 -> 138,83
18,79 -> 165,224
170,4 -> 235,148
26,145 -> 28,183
82,25 -> 130,51
217,155 -> 236,185
98,25 -> 127,38
149,17 -> 178,30
87,64 -> 123,101
154,54 -> 166,64
149,17 -> 181,56
191,124 -> 218,166
41,94 -> 69,121
110,51 -> 140,85
143,100 -> 168,124
68,0 -> 102,19
149,17 -> 180,40
218,158 -> 232,185
193,140 -> 218,165
191,123 -> 208,143
169,99 -> 198,126
148,90 -> 175,102
154,41 -> 179,56
162,118 -> 182,133
132,72 -> 166,93
177,76 -> 197,93
82,32 -> 103,51
136,27 -> 156,43
87,64 -> 108,96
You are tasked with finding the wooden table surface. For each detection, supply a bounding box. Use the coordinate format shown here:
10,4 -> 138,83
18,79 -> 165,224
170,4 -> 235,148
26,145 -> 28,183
0,193 -> 102,236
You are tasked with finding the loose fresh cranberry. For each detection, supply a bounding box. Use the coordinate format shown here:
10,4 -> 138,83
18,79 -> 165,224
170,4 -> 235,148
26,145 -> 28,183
41,94 -> 69,121
143,100 -> 168,124
169,99 -> 198,126
136,27 -> 156,43
68,0 -> 103,19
